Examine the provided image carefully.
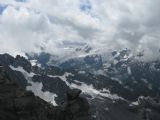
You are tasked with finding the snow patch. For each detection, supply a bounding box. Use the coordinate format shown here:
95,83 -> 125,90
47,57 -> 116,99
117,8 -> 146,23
9,65 -> 57,106
95,70 -> 105,75
129,101 -> 139,107
148,84 -> 152,90
70,80 -> 124,100
111,77 -> 123,85
113,60 -> 118,65
30,60 -> 37,66
141,78 -> 148,84
48,72 -> 73,86
127,67 -> 132,75
9,65 -> 35,78
48,72 -> 124,100
104,107 -> 109,111
78,71 -> 86,74
26,81 -> 57,106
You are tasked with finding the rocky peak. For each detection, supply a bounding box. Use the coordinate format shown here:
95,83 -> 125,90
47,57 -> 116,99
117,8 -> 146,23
0,54 -> 31,73
0,54 -> 15,67
15,55 -> 32,73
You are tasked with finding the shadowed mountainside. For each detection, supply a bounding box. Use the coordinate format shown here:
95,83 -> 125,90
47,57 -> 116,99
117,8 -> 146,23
0,67 -> 90,120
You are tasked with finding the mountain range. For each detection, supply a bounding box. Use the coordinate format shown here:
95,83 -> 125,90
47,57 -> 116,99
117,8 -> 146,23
0,48 -> 160,120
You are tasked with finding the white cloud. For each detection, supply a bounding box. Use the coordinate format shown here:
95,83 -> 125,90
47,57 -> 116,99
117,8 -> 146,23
0,0 -> 160,59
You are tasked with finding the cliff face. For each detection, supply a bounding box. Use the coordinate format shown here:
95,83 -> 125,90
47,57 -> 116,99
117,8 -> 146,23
0,67 -> 90,120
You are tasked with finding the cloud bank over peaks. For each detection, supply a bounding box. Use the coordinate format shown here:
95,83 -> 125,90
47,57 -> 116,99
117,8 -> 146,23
0,0 -> 160,60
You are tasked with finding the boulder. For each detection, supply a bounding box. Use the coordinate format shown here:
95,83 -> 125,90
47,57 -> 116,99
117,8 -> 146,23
63,89 -> 90,120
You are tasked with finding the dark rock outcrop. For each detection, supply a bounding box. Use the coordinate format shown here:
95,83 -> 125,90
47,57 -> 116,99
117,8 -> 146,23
138,96 -> 160,120
62,89 -> 90,120
0,67 -> 60,120
0,67 -> 90,120
0,54 -> 31,88
15,55 -> 32,73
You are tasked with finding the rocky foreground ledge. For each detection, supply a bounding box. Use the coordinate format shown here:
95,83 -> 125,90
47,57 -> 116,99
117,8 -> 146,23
0,67 -> 90,120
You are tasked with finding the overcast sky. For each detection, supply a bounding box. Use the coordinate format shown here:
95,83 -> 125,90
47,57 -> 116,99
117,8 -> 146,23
0,0 -> 160,59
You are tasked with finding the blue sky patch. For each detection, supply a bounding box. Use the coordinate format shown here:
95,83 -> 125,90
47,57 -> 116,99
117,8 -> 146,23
0,4 -> 7,14
80,0 -> 92,12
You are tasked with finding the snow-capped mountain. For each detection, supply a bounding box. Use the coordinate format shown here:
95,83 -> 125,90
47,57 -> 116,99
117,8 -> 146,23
25,48 -> 160,102
1,52 -> 160,119
26,45 -> 103,72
